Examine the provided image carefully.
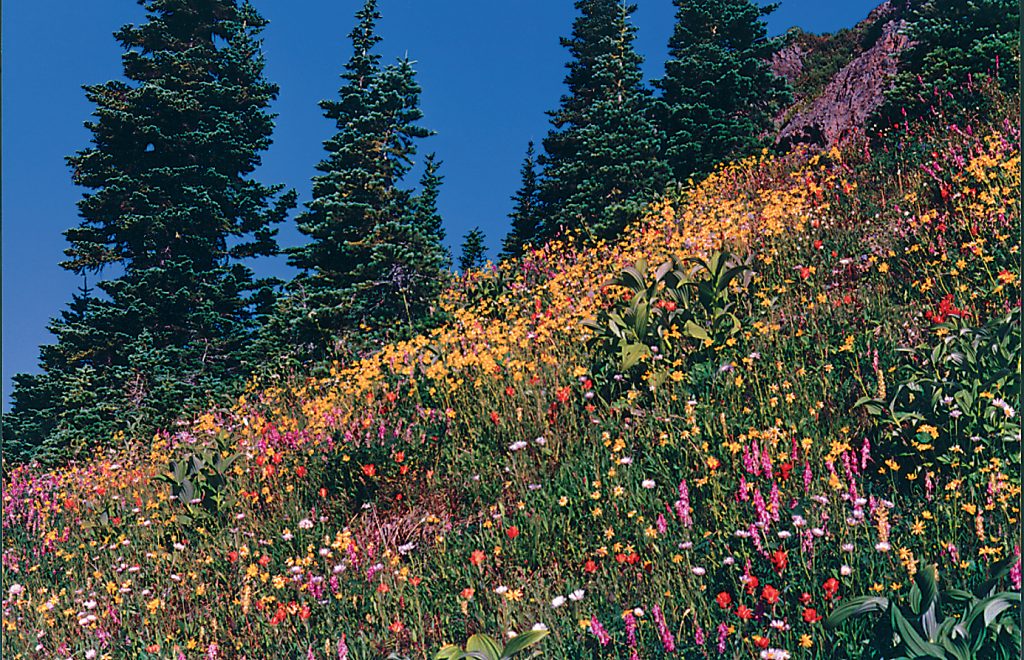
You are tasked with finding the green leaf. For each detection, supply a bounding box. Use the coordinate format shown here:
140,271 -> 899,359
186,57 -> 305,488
433,646 -> 463,660
891,606 -> 945,657
465,634 -> 502,660
825,596 -> 890,629
501,630 -> 549,658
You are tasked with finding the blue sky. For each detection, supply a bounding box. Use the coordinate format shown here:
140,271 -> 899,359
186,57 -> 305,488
2,0 -> 881,407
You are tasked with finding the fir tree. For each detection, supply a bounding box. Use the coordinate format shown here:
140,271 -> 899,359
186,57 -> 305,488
276,0 -> 440,356
458,227 -> 488,273
538,0 -> 670,242
655,0 -> 790,182
500,141 -> 542,260
874,0 -> 1018,129
3,0 -> 295,464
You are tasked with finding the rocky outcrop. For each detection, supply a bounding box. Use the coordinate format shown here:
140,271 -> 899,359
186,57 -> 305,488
775,2 -> 911,148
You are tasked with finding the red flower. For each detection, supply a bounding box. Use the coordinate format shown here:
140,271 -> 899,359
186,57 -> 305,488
258,554 -> 271,567
615,553 -> 627,564
744,575 -> 759,595
319,487 -> 328,498
761,585 -> 780,605
505,526 -> 520,540
736,604 -> 754,620
779,462 -> 794,482
556,386 -> 572,403
803,608 -> 822,623
626,553 -> 640,565
823,577 -> 840,600
754,635 -> 770,649
584,559 -> 598,574
771,549 -> 788,573
299,604 -> 311,620
799,592 -> 813,605
489,411 -> 500,424
798,266 -> 811,279
813,239 -> 823,250
227,551 -> 239,563
505,386 -> 516,397
469,550 -> 485,567
377,583 -> 389,594
295,465 -> 307,478
394,451 -> 405,463
361,464 -> 377,478
409,576 -> 422,587
389,620 -> 405,634
715,592 -> 732,609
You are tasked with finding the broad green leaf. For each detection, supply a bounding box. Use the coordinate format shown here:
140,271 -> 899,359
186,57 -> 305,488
825,596 -> 889,629
465,634 -> 502,660
501,630 -> 549,658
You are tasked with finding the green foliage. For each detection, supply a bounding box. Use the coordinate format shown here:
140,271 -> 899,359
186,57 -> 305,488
874,0 -> 1019,129
538,0 -> 670,241
583,251 -> 753,398
435,631 -> 548,660
154,434 -> 241,525
272,0 -> 444,358
501,142 -> 542,260
3,0 -> 295,464
856,312 -> 1021,474
827,560 -> 1022,659
655,0 -> 791,182
459,227 -> 489,273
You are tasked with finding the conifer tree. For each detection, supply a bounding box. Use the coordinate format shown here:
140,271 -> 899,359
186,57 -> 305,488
500,141 -> 542,260
276,0 -> 441,356
4,0 -> 294,464
538,0 -> 670,242
656,0 -> 790,182
458,228 -> 488,273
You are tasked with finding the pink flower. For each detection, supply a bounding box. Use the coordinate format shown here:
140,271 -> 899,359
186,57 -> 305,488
653,605 -> 676,652
590,616 -> 611,646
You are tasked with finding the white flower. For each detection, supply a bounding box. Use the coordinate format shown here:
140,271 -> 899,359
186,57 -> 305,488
532,623 -> 548,632
319,548 -> 331,557
534,436 -> 546,446
618,456 -> 633,465
495,586 -> 508,595
641,479 -> 656,489
551,596 -> 566,608
760,648 -> 791,660
777,531 -> 792,539
569,589 -> 586,601
8,584 -> 24,597
86,651 -> 98,660
992,398 -> 1016,418
397,542 -> 417,555
841,543 -> 854,552
173,542 -> 186,551
298,518 -> 314,530
875,542 -> 891,552
692,567 -> 706,576
507,631 -> 518,639
281,530 -> 294,541
632,607 -> 645,617
841,564 -> 852,576
509,440 -> 528,452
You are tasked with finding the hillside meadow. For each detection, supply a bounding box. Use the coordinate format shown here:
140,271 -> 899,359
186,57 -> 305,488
2,88 -> 1020,658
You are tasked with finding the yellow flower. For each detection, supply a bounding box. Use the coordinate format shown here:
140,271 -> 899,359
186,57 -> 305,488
799,634 -> 813,649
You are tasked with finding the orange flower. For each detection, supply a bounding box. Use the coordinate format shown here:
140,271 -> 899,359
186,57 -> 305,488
361,464 -> 376,478
377,583 -> 390,594
460,587 -> 475,600
394,451 -> 405,463
584,559 -> 598,574
469,550 -> 485,567
489,411 -> 500,424
389,620 -> 405,634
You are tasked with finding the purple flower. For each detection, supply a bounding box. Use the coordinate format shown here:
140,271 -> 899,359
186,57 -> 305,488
653,605 -> 676,652
337,634 -> 349,660
624,612 -> 639,659
717,622 -> 729,654
590,616 -> 612,647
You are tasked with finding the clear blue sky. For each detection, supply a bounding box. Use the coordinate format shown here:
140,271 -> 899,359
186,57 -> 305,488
2,0 -> 881,408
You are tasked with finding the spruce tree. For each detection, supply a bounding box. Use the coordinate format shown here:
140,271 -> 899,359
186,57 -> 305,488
3,0 -> 295,464
458,228 -> 488,273
874,0 -> 1018,129
538,0 -> 670,242
277,0 -> 441,356
500,141 -> 542,260
655,0 -> 790,182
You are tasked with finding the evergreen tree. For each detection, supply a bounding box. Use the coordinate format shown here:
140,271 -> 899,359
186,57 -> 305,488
655,0 -> 790,182
500,141 -> 542,260
538,0 -> 670,242
874,0 -> 1018,129
3,0 -> 295,464
458,227 -> 488,273
275,0 -> 440,357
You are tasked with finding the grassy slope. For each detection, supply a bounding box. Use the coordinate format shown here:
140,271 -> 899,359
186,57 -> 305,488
2,93 -> 1020,658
